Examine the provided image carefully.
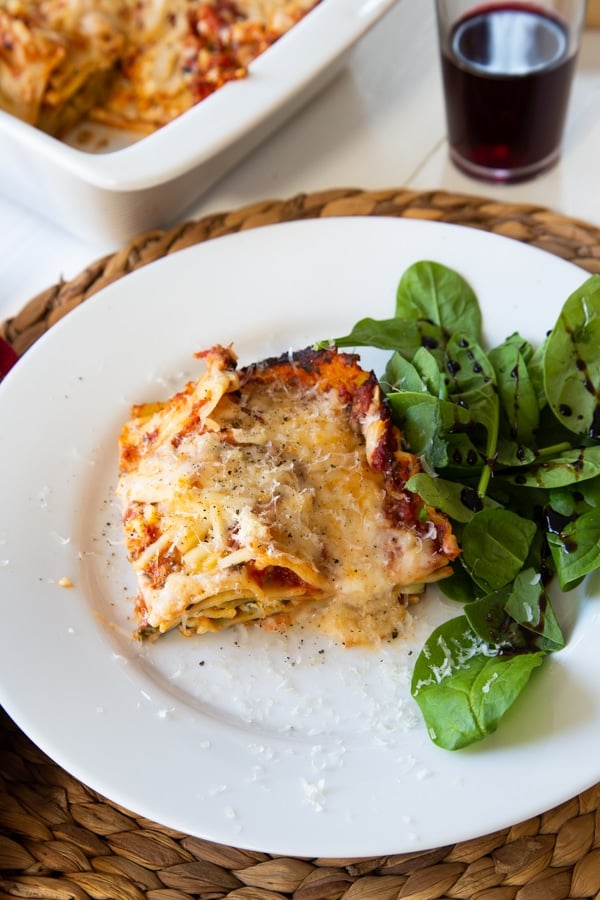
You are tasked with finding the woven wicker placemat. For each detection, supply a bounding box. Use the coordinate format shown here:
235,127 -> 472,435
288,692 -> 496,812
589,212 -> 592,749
2,187 -> 600,900
3,186 -> 600,355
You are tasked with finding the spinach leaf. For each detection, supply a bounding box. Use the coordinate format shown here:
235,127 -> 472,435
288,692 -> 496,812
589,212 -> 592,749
384,351 -> 425,393
495,439 -> 537,467
507,445 -> 600,489
406,473 -> 499,523
463,568 -> 564,653
437,562 -> 479,603
502,331 -> 535,364
547,507 -> 600,590
444,334 -> 500,493
528,335 -> 549,411
413,345 -> 446,397
489,338 -> 539,445
396,261 -> 482,342
575,476 -> 600,507
545,479 -> 600,520
460,509 -> 537,593
320,316 -> 445,356
441,433 -> 485,475
504,568 -> 565,651
543,274 -> 600,439
411,616 -> 545,750
464,586 -> 527,648
387,392 -> 473,467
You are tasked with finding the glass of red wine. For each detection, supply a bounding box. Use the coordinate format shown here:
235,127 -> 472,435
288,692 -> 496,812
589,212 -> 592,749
0,337 -> 18,382
434,0 -> 587,183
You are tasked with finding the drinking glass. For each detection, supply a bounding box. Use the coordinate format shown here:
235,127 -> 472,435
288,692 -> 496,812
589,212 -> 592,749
0,337 -> 18,382
435,0 -> 588,183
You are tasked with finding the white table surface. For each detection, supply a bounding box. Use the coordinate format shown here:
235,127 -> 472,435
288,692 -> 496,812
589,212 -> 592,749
1,1 -> 599,325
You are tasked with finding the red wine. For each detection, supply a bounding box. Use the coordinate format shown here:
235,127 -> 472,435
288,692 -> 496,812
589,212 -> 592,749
440,3 -> 577,182
0,337 -> 18,382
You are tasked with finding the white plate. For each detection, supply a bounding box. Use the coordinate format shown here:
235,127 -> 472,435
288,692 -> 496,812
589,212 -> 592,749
0,0 -> 395,243
1,217 -> 599,857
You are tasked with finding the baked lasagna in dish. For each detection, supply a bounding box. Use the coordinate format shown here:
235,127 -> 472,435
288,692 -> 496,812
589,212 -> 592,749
0,0 -> 320,136
117,345 -> 460,645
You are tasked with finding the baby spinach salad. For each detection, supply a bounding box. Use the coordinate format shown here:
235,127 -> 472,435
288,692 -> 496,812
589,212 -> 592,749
318,261 -> 600,751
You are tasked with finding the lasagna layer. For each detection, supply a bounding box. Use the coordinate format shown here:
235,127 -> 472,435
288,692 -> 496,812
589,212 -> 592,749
0,0 -> 126,133
117,345 -> 460,644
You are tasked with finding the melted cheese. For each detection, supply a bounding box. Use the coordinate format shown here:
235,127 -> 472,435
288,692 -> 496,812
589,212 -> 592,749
117,345 -> 460,645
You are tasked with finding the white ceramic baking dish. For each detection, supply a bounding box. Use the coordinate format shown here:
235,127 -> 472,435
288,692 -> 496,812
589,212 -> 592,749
0,0 -> 397,244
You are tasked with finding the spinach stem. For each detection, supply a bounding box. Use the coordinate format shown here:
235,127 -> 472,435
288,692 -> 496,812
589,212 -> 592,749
536,442 -> 572,458
477,462 -> 492,497
478,417 -> 499,498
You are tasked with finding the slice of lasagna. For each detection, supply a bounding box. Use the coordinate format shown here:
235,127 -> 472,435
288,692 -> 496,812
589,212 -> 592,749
117,345 -> 460,644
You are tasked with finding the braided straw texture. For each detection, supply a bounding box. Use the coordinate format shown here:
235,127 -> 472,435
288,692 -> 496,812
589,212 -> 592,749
2,188 -> 600,899
3,187 -> 600,355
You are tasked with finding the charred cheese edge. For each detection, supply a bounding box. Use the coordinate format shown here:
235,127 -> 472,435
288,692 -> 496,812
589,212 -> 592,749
0,0 -> 320,136
117,345 -> 460,644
